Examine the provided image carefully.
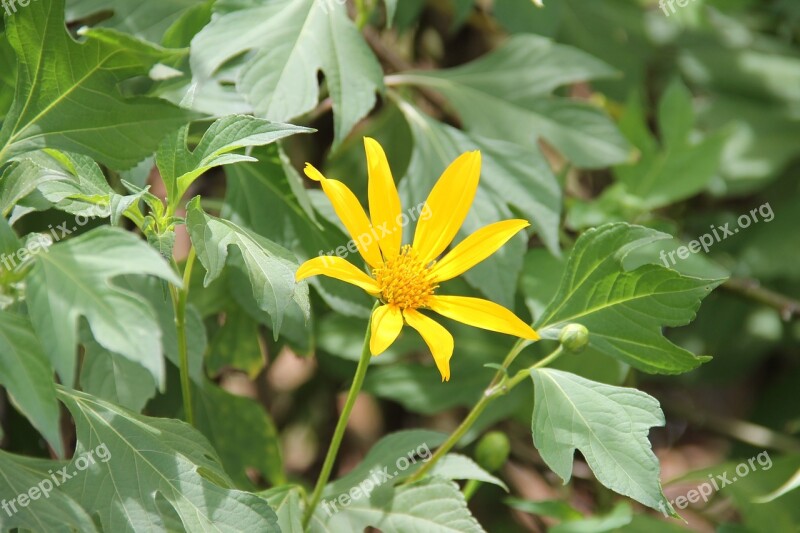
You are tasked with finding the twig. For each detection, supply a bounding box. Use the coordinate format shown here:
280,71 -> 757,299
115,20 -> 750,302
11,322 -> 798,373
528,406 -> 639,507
723,277 -> 800,321
363,26 -> 461,126
666,403 -> 800,454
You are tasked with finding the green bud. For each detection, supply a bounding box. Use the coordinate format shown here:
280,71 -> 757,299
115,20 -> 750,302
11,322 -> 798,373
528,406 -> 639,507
474,431 -> 511,472
559,323 -> 589,353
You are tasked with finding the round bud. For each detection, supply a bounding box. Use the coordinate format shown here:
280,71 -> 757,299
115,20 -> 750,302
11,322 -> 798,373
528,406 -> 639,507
474,431 -> 511,473
559,323 -> 589,353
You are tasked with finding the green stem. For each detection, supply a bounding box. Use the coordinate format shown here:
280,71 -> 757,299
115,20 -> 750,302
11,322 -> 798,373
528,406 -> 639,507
354,0 -> 370,29
170,247 -> 196,426
462,479 -> 481,501
303,309 -> 375,528
406,344 -> 563,484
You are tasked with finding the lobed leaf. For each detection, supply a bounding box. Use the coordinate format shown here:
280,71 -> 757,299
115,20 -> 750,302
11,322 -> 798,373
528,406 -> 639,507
186,196 -> 309,336
530,368 -> 674,515
0,0 -> 194,168
535,223 -> 724,374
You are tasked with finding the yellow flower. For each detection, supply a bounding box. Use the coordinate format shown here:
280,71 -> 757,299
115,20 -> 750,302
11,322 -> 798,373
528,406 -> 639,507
297,138 -> 539,381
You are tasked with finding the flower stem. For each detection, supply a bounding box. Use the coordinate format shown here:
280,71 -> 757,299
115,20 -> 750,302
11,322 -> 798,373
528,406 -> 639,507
303,309 -> 374,527
406,344 -> 564,484
169,247 -> 196,427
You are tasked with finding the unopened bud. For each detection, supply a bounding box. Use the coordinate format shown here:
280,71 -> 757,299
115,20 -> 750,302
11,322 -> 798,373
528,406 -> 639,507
559,323 -> 589,353
475,431 -> 511,472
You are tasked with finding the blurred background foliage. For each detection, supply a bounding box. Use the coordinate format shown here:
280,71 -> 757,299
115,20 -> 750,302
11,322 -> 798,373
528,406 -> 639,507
2,0 -> 800,531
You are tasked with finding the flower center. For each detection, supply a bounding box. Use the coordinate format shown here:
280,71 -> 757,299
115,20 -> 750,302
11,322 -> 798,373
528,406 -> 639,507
373,245 -> 438,310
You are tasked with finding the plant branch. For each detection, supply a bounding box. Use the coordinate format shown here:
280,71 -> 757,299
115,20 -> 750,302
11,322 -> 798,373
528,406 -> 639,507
406,342 -> 561,484
170,247 -> 196,427
303,307 -> 375,527
665,402 -> 800,454
723,277 -> 800,321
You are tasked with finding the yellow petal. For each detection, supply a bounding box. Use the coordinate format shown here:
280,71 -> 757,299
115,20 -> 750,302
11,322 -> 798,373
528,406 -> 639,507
365,138 -> 402,261
412,151 -> 481,265
428,295 -> 539,340
370,304 -> 403,355
304,163 -> 383,268
403,309 -> 454,382
296,256 -> 380,294
432,219 -> 530,282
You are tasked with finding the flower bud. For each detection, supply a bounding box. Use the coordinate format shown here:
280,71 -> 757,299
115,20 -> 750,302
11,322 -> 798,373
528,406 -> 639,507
475,431 -> 511,472
559,323 -> 589,353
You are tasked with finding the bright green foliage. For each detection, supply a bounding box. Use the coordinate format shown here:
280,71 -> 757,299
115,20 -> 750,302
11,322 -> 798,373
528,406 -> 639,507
65,0 -> 204,44
311,480 -> 486,533
0,312 -> 62,455
396,98 -> 560,305
193,381 -> 285,488
394,35 -> 630,168
0,451 -> 98,532
57,387 -> 281,532
429,454 -> 508,491
536,223 -> 724,374
186,196 -> 309,334
191,0 -> 383,146
530,369 -> 673,515
157,114 -> 312,212
0,0 -> 192,168
27,227 -> 180,386
0,0 -> 791,531
79,336 -> 157,413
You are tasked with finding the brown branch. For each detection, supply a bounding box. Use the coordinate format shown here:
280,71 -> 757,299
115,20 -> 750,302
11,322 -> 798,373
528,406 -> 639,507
363,26 -> 461,126
723,277 -> 800,322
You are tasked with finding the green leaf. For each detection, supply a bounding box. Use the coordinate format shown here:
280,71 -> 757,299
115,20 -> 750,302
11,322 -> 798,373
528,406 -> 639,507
324,430 -> 447,498
381,0 -> 398,26
393,35 -> 629,168
56,387 -> 280,532
129,275 -> 207,385
530,368 -> 674,516
65,0 -> 204,44
15,150 -> 143,224
223,151 -> 374,318
429,454 -> 509,491
535,223 -> 724,374
262,485 -> 304,533
505,498 -> 583,522
613,85 -> 728,210
0,0 -> 193,168
364,363 -> 489,415
194,381 -> 286,488
0,450 -> 98,532
155,114 -> 312,210
207,304 -> 264,378
0,311 -> 62,455
658,79 -> 694,148
757,468 -> 800,503
396,99 -> 560,305
0,153 -> 67,217
191,0 -> 383,146
311,479 -> 485,533
550,502 -> 632,533
186,196 -> 309,335
27,226 -> 180,386
79,333 -> 157,413
506,498 -> 633,532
